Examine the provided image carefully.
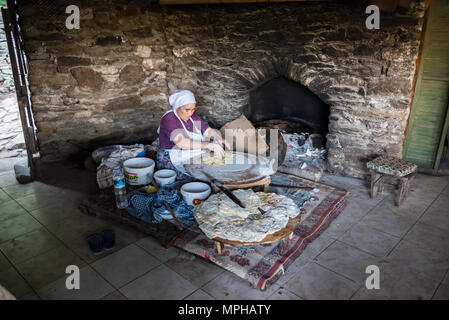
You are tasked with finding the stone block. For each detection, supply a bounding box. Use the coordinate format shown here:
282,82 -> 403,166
321,29 -> 346,41
353,44 -> 376,56
29,73 -> 76,89
140,87 -> 168,97
389,99 -> 410,110
119,65 -> 145,85
29,61 -> 57,75
136,45 -> 152,58
57,56 -> 92,73
95,36 -> 122,46
142,58 -> 165,70
123,27 -> 154,39
24,41 -> 45,54
70,67 -> 104,90
14,164 -> 33,184
80,8 -> 94,20
103,95 -> 141,111
18,5 -> 41,17
46,42 -> 83,56
31,95 -> 63,106
27,33 -> 68,42
367,78 -> 412,96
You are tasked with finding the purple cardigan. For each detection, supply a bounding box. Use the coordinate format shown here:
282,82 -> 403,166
158,112 -> 209,149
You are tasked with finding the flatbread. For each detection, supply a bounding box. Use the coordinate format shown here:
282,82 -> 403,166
201,151 -> 235,168
194,189 -> 299,242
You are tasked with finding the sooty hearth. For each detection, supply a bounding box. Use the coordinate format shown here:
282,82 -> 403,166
247,76 -> 330,136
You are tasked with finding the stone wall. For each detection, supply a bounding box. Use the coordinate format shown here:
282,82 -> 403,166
18,0 -> 426,177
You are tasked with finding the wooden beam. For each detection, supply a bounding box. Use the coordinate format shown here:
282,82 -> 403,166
160,0 -> 326,4
433,102 -> 449,172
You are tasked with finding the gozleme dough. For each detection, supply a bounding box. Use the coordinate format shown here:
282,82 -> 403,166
201,151 -> 235,168
194,189 -> 299,242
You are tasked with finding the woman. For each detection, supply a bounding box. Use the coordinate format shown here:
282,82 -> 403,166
157,89 -> 229,178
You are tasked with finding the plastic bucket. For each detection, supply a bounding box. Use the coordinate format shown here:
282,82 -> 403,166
123,158 -> 155,189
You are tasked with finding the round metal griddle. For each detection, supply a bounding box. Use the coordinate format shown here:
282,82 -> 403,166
184,152 -> 269,185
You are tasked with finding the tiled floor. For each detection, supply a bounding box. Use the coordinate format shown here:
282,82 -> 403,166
0,168 -> 448,300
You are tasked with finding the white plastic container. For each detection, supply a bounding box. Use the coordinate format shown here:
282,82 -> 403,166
153,169 -> 177,187
123,157 -> 155,188
180,182 -> 211,206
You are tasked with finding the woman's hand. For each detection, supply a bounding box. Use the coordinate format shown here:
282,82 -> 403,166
205,142 -> 225,158
204,128 -> 231,151
218,138 -> 231,151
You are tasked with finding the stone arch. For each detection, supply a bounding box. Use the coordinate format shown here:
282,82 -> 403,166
229,57 -> 333,134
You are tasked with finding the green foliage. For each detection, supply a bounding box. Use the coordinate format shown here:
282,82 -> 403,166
0,0 -> 6,8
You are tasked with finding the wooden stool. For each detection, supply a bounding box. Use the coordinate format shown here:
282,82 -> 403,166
367,156 -> 418,206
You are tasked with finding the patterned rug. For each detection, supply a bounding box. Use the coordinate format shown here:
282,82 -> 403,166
170,172 -> 349,290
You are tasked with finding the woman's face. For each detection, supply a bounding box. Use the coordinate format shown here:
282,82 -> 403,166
176,103 -> 196,122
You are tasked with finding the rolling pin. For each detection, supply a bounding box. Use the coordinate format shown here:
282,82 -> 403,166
269,183 -> 314,191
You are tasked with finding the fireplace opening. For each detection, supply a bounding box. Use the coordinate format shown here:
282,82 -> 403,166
247,76 -> 330,136
246,76 -> 330,181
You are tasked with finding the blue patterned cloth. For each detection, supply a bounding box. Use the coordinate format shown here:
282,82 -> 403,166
126,188 -> 197,229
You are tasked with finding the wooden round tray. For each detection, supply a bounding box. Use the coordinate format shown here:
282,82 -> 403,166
212,215 -> 301,246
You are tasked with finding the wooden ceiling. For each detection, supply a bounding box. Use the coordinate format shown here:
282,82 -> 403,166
159,0 -> 328,4
159,0 -> 411,13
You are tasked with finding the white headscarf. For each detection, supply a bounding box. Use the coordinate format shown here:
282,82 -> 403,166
169,89 -> 196,111
157,89 -> 197,134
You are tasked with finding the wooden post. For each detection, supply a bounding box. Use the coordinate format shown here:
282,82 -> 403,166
433,102 -> 449,173
263,182 -> 269,193
370,170 -> 383,199
215,241 -> 223,255
396,177 -> 407,206
395,172 -> 415,206
280,237 -> 288,255
2,4 -> 40,179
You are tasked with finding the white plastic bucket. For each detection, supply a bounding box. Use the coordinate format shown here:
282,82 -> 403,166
180,182 -> 211,206
123,157 -> 155,188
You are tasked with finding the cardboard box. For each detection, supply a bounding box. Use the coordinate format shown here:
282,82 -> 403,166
220,115 -> 268,155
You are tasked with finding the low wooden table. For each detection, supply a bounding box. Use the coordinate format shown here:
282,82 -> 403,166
222,176 -> 271,193
197,175 -> 300,255
212,215 -> 301,255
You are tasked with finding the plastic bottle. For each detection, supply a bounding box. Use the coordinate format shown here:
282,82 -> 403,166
113,167 -> 128,209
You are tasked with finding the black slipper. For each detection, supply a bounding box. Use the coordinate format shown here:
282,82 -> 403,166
87,233 -> 104,256
102,230 -> 116,251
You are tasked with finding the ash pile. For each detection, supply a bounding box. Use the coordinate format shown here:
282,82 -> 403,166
278,132 -> 327,181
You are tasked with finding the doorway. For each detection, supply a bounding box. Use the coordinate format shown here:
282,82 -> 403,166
0,1 -> 27,174
1,0 -> 40,181
403,0 -> 449,174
